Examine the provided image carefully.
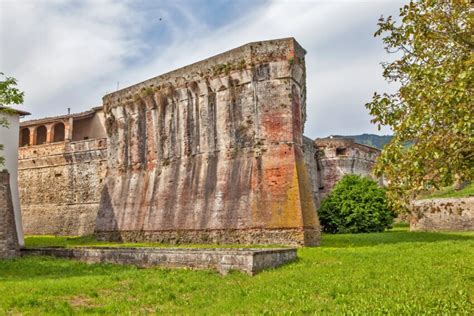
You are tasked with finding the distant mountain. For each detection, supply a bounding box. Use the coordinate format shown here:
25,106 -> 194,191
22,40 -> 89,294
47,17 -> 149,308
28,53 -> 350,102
331,134 -> 393,149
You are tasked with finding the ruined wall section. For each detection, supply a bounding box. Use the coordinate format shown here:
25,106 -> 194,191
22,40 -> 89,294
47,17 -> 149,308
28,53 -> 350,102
96,38 -> 320,246
19,139 -> 107,235
0,171 -> 19,258
411,197 -> 474,231
315,138 -> 379,200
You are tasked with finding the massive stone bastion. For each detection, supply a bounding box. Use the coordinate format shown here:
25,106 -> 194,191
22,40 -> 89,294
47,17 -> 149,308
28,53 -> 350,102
95,38 -> 321,246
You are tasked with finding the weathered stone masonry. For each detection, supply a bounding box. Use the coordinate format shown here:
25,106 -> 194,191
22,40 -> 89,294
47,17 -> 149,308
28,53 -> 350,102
314,138 -> 380,201
19,109 -> 107,236
95,38 -> 320,246
0,171 -> 19,258
18,39 -> 385,244
411,197 -> 474,231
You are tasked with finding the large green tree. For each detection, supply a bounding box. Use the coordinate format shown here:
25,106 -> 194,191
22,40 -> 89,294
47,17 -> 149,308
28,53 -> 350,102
0,72 -> 25,166
366,0 -> 473,211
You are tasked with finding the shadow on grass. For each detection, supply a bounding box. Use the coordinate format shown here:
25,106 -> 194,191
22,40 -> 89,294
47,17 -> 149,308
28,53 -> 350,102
321,230 -> 474,248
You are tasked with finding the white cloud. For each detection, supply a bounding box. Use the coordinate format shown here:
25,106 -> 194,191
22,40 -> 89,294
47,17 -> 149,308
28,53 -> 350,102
0,0 -> 405,137
0,0 -> 144,113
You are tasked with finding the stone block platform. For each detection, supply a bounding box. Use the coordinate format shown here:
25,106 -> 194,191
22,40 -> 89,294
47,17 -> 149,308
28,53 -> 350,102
22,247 -> 297,275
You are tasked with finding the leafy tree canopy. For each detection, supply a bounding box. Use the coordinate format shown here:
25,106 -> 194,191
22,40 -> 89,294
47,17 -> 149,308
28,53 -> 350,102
365,0 -> 473,212
0,72 -> 24,166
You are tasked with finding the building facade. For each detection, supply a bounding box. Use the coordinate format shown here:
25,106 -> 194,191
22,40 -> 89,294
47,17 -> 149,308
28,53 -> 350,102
18,107 -> 107,236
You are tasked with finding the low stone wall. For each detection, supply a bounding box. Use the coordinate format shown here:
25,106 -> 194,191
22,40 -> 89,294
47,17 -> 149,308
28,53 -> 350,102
410,197 -> 474,231
22,247 -> 297,275
0,171 -> 19,259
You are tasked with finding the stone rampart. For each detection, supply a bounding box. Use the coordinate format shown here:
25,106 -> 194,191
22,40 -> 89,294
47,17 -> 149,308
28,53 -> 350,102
0,171 -> 19,258
19,138 -> 107,235
315,138 -> 379,201
95,38 -> 320,246
410,197 -> 474,231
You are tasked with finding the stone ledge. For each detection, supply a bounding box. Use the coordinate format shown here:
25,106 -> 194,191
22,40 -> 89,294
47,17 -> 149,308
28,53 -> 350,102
21,247 -> 297,275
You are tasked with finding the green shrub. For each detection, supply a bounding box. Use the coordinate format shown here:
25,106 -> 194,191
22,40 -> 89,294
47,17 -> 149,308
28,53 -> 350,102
319,175 -> 395,233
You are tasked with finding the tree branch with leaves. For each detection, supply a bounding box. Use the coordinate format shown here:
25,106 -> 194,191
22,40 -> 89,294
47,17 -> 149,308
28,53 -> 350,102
0,72 -> 25,166
366,0 -> 473,212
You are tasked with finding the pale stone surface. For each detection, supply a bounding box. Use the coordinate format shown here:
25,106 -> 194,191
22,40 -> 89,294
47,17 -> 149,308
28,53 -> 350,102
22,247 -> 297,275
410,197 -> 474,231
0,171 -> 19,258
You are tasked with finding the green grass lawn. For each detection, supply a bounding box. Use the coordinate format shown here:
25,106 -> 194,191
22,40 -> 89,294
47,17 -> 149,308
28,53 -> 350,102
419,182 -> 474,199
1,226 -> 473,315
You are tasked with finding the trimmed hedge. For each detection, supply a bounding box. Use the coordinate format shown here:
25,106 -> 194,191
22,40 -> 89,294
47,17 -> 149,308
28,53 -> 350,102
319,175 -> 395,233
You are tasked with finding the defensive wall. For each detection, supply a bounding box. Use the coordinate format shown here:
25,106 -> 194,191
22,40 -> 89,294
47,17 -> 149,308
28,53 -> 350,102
17,38 -> 384,245
18,108 -> 107,235
96,38 -> 320,246
315,137 -> 380,200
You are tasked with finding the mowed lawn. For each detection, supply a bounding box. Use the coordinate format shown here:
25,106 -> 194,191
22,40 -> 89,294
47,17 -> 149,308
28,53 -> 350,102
1,225 -> 473,315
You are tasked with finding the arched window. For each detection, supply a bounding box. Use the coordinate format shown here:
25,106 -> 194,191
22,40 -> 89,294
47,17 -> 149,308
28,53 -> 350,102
20,128 -> 30,147
53,123 -> 65,142
36,125 -> 47,145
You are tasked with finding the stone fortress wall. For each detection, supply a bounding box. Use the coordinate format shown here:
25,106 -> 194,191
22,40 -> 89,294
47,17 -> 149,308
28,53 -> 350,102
96,38 -> 320,246
18,108 -> 107,236
314,137 -> 380,200
0,171 -> 19,258
17,38 -> 381,244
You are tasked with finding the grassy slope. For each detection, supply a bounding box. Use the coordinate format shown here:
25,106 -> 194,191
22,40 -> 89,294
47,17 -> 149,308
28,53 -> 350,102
1,227 -> 473,315
419,183 -> 474,200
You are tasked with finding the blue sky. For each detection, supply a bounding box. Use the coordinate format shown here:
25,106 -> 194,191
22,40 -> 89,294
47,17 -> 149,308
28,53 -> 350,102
0,0 -> 406,138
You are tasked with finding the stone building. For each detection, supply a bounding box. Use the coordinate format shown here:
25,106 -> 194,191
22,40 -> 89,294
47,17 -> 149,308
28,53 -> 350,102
17,38 -> 380,246
18,107 -> 107,236
314,137 -> 380,201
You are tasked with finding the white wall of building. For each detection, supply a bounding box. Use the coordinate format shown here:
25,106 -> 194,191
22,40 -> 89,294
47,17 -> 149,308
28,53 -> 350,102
0,112 -> 24,246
